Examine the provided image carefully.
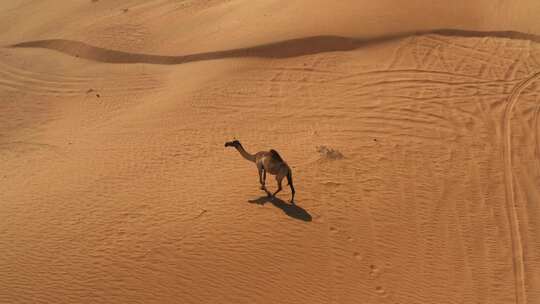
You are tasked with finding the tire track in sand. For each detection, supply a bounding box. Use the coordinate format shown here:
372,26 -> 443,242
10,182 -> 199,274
534,95 -> 540,172
502,70 -> 540,304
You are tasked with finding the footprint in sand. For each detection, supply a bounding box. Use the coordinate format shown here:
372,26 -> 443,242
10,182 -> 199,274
375,286 -> 388,297
369,264 -> 380,277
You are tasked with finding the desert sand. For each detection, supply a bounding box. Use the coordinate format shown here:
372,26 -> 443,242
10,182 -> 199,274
1,1 -> 540,303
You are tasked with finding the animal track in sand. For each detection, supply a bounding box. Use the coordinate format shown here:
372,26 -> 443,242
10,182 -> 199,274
369,264 -> 380,277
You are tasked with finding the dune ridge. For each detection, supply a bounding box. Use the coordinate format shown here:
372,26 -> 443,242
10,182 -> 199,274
10,29 -> 540,65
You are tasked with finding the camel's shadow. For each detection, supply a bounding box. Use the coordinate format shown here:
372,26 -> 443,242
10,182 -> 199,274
248,196 -> 312,222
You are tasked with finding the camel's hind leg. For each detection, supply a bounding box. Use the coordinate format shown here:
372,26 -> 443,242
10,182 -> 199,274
272,174 -> 285,198
287,170 -> 295,204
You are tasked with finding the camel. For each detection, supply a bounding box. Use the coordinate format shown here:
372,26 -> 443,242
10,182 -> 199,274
224,140 -> 295,204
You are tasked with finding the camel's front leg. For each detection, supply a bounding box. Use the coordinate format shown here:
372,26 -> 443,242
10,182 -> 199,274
257,165 -> 264,186
258,166 -> 272,196
257,165 -> 266,188
262,170 -> 272,197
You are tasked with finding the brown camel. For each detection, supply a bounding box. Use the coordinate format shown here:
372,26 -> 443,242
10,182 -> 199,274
225,140 -> 295,203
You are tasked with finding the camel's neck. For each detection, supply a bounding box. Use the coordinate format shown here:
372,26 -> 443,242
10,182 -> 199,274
235,145 -> 256,162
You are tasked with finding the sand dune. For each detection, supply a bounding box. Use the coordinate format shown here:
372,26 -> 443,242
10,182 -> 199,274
10,29 -> 540,65
1,1 -> 540,303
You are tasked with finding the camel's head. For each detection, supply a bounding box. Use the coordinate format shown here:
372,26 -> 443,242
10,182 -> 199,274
224,140 -> 241,148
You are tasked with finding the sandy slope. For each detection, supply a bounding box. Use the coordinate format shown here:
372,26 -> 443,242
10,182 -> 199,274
1,1 -> 540,303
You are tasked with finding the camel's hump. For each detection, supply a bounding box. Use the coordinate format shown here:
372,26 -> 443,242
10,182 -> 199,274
269,149 -> 284,162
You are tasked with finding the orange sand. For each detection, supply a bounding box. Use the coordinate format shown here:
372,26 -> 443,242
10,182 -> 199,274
1,1 -> 540,303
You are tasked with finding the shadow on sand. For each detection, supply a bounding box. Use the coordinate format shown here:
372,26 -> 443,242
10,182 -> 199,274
249,196 -> 312,222
9,29 -> 540,65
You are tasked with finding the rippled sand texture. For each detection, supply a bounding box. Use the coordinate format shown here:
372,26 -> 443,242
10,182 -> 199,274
1,1 -> 540,303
